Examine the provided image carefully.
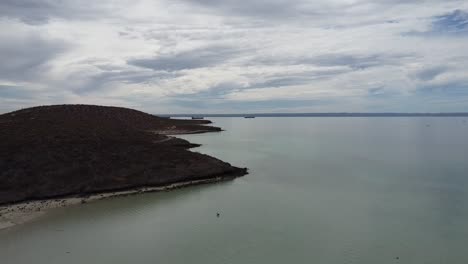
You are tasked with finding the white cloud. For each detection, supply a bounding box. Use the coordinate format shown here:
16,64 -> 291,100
1,0 -> 468,113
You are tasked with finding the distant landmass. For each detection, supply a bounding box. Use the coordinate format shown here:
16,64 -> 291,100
0,105 -> 247,205
160,113 -> 468,118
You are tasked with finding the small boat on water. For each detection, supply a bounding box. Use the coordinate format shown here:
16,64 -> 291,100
244,116 -> 255,119
191,116 -> 204,120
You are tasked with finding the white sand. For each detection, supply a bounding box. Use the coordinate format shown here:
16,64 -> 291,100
0,177 -> 227,231
155,129 -> 217,135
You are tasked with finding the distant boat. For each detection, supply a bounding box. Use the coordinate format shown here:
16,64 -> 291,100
244,116 -> 255,119
191,116 -> 204,120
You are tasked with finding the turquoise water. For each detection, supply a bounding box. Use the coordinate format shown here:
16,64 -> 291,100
1,117 -> 468,263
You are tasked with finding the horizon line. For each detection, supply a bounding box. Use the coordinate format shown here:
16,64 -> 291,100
157,112 -> 468,117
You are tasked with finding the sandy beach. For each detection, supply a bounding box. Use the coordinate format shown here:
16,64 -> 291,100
0,176 -> 231,231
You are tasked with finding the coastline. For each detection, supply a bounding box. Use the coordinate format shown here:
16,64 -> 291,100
0,175 -> 239,231
0,105 -> 248,232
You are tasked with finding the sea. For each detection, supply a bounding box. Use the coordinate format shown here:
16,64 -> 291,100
1,117 -> 468,264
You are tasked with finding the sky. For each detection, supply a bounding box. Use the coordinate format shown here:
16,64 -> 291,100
1,0 -> 468,114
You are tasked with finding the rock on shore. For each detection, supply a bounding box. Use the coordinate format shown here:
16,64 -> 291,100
0,104 -> 247,205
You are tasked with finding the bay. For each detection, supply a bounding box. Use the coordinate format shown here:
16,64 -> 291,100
1,117 -> 468,264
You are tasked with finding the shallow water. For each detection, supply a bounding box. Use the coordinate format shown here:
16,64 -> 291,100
1,117 -> 468,264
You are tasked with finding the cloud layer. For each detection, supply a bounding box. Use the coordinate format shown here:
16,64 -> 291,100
1,0 -> 468,113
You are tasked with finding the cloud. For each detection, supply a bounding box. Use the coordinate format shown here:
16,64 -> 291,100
127,45 -> 242,71
416,80 -> 468,99
0,23 -> 69,82
170,97 -> 330,112
0,0 -> 112,24
412,66 -> 448,81
405,9 -> 468,36
180,0 -> 322,20
1,0 -> 468,113
180,0 -> 466,28
0,0 -> 57,24
303,53 -> 413,69
433,9 -> 468,34
70,69 -> 179,96
0,84 -> 36,99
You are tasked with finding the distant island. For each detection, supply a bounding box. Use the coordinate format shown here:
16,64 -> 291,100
0,105 -> 248,206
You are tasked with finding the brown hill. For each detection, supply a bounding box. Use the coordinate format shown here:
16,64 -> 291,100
0,105 -> 247,205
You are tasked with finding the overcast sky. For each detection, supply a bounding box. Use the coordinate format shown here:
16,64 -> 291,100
1,0 -> 468,113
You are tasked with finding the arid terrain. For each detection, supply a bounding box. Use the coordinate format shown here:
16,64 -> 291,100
0,105 -> 247,206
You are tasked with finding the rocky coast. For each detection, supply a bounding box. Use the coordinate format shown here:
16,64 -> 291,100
0,105 -> 247,229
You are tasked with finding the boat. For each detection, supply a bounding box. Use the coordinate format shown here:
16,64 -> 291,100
244,116 -> 255,119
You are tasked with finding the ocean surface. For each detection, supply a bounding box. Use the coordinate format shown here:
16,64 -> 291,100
1,117 -> 468,264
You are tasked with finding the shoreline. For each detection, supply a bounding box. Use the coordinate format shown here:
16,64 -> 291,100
155,129 -> 224,135
0,175 -> 238,231
0,105 -> 248,232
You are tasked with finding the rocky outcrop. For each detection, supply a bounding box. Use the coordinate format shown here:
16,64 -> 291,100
0,105 -> 247,205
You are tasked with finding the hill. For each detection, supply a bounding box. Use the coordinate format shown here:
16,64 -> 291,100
0,105 -> 247,205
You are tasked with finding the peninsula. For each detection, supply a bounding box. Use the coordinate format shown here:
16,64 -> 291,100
0,105 -> 247,211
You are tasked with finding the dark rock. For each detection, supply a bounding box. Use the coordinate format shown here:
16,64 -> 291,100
0,105 -> 248,205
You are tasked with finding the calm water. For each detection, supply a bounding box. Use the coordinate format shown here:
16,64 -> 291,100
1,117 -> 468,264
